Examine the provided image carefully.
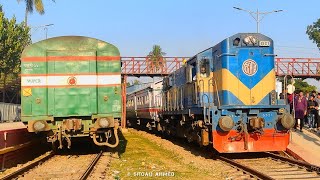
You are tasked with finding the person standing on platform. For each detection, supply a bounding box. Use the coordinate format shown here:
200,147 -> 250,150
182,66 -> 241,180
279,92 -> 284,99
287,85 -> 295,114
315,93 -> 320,105
287,93 -> 294,113
312,91 -> 317,98
284,84 -> 296,116
304,92 -> 310,125
307,95 -> 319,129
294,91 -> 307,132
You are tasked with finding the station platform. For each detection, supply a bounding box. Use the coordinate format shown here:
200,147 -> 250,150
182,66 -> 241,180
0,122 -> 29,149
0,122 -> 26,131
287,129 -> 320,166
0,122 -> 45,170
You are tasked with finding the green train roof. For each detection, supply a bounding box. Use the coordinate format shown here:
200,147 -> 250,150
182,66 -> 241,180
21,36 -> 120,58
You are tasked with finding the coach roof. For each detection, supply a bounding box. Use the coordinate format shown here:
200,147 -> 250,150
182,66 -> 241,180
21,36 -> 120,58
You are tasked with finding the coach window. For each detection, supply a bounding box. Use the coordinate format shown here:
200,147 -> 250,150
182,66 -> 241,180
200,57 -> 209,78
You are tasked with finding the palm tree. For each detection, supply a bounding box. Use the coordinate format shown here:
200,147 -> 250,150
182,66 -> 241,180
17,0 -> 54,26
147,45 -> 166,72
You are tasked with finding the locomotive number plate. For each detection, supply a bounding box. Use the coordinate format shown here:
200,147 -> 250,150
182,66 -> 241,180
259,41 -> 270,47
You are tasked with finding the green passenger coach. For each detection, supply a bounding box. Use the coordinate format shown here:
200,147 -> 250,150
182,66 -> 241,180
21,36 -> 122,149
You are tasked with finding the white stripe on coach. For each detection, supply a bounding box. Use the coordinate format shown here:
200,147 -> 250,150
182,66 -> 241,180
21,75 -> 121,87
47,75 -> 97,86
97,75 -> 121,85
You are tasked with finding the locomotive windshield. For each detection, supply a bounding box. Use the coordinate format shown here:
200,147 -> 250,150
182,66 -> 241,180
232,35 -> 272,47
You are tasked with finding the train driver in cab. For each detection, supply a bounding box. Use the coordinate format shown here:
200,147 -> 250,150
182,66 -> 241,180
200,66 -> 207,78
192,65 -> 207,80
200,58 -> 209,78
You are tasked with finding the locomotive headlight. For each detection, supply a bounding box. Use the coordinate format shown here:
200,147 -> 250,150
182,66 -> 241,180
98,118 -> 109,128
279,108 -> 285,113
218,116 -> 234,132
33,120 -> 46,131
279,113 -> 295,129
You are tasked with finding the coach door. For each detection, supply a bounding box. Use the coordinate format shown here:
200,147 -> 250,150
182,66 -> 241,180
47,51 -> 97,117
28,58 -> 48,116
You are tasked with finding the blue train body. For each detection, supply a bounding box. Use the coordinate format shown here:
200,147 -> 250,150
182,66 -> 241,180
160,33 -> 294,153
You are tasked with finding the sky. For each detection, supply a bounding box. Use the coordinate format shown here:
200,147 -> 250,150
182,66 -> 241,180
1,0 -> 320,88
1,0 -> 320,57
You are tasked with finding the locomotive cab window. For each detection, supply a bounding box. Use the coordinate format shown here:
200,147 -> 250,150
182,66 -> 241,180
233,37 -> 240,46
200,58 -> 209,78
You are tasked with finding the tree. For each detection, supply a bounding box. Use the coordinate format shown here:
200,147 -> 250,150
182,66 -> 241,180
147,45 -> 166,71
292,79 -> 317,93
0,6 -> 31,102
17,0 -> 54,26
306,18 -> 320,49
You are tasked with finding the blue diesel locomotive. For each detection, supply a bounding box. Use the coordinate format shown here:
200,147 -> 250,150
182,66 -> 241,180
160,33 -> 295,153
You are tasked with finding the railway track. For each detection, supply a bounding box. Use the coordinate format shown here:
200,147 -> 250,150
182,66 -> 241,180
0,151 -> 55,180
0,151 -> 104,180
131,129 -> 320,179
79,151 -> 103,180
218,152 -> 320,180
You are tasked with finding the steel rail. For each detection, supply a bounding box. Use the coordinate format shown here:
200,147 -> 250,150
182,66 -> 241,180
0,151 -> 54,180
264,152 -> 320,174
79,151 -> 103,180
217,155 -> 274,180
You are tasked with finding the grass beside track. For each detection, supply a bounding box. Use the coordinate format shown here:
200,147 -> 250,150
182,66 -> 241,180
109,129 -> 221,180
